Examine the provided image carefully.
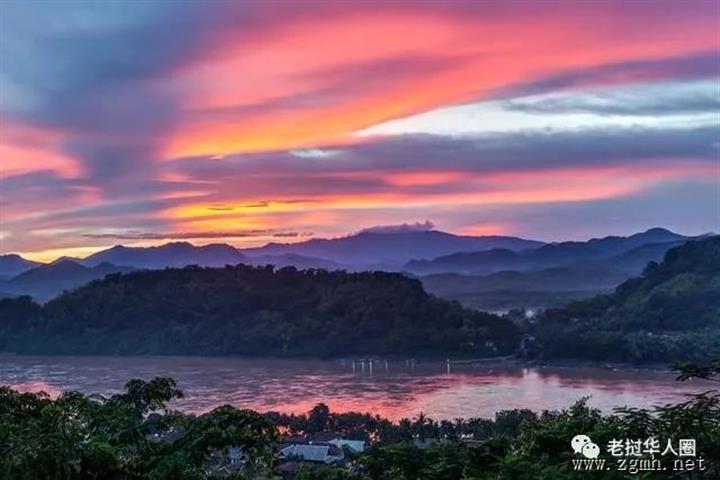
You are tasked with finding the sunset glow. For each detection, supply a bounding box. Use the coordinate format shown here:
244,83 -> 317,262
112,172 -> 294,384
1,0 -> 718,259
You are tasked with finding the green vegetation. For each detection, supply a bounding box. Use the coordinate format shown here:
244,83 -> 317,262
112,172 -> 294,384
532,236 -> 720,363
0,378 -> 277,479
2,368 -> 719,479
0,237 -> 717,364
0,266 -> 520,357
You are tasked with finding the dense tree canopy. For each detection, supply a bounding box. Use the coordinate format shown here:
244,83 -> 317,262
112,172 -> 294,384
0,265 -> 520,357
0,378 -> 277,480
532,236 -> 720,363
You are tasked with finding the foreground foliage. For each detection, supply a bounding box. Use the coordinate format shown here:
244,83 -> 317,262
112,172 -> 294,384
0,378 -> 277,480
1,371 -> 719,479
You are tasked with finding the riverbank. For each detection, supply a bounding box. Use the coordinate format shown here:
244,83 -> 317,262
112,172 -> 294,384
0,351 -> 677,372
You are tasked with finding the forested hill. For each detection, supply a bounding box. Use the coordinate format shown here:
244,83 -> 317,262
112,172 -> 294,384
533,236 -> 720,363
0,266 -> 520,357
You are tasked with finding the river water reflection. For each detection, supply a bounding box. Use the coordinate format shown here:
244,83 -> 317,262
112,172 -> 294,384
0,355 -> 713,421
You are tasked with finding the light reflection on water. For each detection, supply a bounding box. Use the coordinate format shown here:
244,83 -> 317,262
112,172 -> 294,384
0,355 -> 714,421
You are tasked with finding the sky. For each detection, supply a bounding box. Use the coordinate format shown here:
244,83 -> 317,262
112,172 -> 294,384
1,0 -> 719,262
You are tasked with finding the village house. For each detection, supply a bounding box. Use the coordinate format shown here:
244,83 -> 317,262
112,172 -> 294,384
279,441 -> 345,464
329,438 -> 366,453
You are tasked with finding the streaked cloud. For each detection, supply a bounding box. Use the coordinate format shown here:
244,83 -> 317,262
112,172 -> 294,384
81,229 -> 311,241
0,0 -> 718,258
503,79 -> 719,116
358,80 -> 718,137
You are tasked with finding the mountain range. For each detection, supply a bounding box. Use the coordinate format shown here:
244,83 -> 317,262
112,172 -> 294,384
1,235 -> 716,362
82,242 -> 247,269
0,254 -> 42,279
419,265 -> 632,312
0,227 -> 706,305
0,260 -> 134,301
242,230 -> 543,269
406,228 -> 705,310
404,228 -> 691,275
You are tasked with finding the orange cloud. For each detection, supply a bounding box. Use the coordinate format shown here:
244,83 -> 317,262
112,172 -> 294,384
163,162 -> 713,238
385,171 -> 465,187
162,6 -> 718,157
3,2 -> 717,257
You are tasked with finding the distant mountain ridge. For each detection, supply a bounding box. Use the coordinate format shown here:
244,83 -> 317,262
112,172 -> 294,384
0,260 -> 134,301
1,236 -> 717,362
0,227 -> 701,305
0,254 -> 42,278
242,230 -> 543,269
528,227 -> 686,264
82,242 -> 246,269
3,228 -> 691,274
419,264 -> 631,311
406,228 -> 694,275
4,230 -> 545,274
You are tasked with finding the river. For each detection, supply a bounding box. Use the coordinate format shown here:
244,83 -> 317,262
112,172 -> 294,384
0,355 -> 714,421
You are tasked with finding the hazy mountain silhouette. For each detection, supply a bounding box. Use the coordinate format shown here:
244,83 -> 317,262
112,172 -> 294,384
1,259 -> 134,300
0,227 -> 700,307
406,249 -> 526,275
422,264 -> 628,295
0,254 -> 41,278
605,240 -> 689,273
419,265 -> 630,311
242,230 -> 543,269
405,228 -> 691,275
527,227 -> 686,264
82,242 -> 246,269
